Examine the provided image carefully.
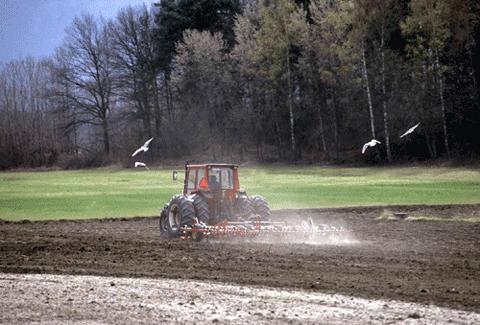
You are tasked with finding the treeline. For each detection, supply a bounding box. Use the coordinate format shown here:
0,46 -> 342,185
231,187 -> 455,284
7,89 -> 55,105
1,0 -> 479,169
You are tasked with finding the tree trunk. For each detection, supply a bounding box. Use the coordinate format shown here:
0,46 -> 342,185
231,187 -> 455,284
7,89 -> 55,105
380,26 -> 392,163
152,77 -> 162,142
102,117 -> 110,155
286,46 -> 296,154
72,105 -> 78,157
469,52 -> 478,102
330,88 -> 339,160
435,52 -> 450,158
362,43 -> 376,139
164,77 -> 174,124
424,131 -> 434,158
470,49 -> 480,108
142,105 -> 153,141
317,104 -> 327,153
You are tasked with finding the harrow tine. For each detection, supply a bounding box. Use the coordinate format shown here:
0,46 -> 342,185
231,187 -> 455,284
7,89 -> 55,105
179,219 -> 345,240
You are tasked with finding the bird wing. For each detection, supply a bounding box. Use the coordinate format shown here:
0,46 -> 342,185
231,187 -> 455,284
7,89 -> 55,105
144,137 -> 154,147
373,139 -> 381,144
362,143 -> 369,154
135,162 -> 145,167
400,123 -> 420,138
131,148 -> 143,157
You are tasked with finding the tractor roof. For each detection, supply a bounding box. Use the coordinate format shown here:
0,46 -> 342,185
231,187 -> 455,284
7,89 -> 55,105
187,163 -> 238,168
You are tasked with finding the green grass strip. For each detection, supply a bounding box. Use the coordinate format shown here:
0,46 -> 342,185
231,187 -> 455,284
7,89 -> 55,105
0,166 -> 479,221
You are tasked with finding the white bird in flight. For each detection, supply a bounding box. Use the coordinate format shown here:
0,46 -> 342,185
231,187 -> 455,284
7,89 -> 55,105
134,161 -> 149,170
131,138 -> 153,157
399,123 -> 421,138
362,139 -> 381,154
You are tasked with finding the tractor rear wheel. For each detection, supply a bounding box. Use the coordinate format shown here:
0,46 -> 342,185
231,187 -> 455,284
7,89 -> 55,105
251,195 -> 270,220
191,194 -> 209,224
166,195 -> 196,237
237,196 -> 255,219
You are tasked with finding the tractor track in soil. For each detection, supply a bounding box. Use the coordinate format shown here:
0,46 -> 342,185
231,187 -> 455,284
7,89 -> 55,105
1,204 -> 479,313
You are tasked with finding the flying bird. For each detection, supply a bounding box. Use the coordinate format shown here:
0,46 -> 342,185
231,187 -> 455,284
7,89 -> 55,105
362,139 -> 381,154
134,161 -> 149,170
131,138 -> 153,157
399,123 -> 421,138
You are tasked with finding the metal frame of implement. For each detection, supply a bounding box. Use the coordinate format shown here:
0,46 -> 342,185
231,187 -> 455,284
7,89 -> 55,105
179,218 -> 344,240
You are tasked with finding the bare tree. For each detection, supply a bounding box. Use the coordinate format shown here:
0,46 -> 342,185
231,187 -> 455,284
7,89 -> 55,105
109,6 -> 162,145
51,14 -> 115,155
0,58 -> 58,168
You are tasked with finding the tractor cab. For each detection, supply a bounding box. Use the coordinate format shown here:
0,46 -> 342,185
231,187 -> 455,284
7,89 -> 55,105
184,164 -> 240,197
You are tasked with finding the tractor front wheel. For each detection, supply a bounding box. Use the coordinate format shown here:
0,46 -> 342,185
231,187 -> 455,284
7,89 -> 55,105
251,195 -> 271,220
159,207 -> 169,237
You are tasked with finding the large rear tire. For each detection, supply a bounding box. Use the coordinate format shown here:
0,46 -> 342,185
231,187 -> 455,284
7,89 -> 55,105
166,195 -> 196,237
251,195 -> 270,220
236,196 -> 255,219
191,194 -> 209,224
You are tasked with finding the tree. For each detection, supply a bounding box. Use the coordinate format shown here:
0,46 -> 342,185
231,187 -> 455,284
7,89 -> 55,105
231,2 -> 265,160
402,1 -> 447,157
110,6 -> 162,147
348,0 -> 399,162
154,0 -> 242,74
51,15 -> 115,155
306,0 -> 357,159
153,0 -> 243,132
255,0 -> 308,155
0,58 -> 58,168
349,1 -> 378,142
172,30 -> 236,159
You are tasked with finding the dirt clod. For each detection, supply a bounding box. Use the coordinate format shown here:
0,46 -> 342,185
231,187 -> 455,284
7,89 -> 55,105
408,312 -> 422,319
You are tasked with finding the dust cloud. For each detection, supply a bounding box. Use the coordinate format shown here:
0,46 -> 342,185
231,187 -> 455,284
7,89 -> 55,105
251,216 -> 358,246
212,215 -> 359,246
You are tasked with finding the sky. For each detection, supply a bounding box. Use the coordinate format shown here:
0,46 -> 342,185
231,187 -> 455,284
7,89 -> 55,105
0,0 -> 157,63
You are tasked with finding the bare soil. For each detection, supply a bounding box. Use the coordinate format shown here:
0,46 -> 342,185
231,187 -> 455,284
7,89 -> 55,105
2,273 -> 479,324
1,204 -> 479,313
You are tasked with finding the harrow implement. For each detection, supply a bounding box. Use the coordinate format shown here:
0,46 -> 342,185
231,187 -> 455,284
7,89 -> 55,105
179,218 -> 345,241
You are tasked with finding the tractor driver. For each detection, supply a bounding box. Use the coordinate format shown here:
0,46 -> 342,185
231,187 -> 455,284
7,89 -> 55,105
209,175 -> 220,190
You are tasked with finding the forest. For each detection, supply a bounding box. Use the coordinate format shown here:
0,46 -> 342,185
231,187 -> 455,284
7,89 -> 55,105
0,0 -> 479,169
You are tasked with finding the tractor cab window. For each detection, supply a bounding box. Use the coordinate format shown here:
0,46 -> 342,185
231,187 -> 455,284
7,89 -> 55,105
187,170 -> 196,190
208,167 -> 234,190
196,168 -> 207,189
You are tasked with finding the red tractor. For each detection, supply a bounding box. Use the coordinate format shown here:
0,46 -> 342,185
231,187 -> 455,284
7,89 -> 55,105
160,163 -> 270,238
